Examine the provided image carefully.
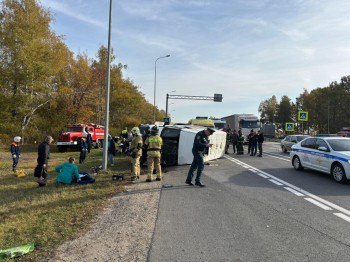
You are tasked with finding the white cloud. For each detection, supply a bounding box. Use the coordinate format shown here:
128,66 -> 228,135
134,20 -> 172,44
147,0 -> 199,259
39,0 -> 350,123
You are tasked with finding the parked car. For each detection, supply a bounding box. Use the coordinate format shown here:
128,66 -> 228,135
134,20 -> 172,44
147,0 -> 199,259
280,135 -> 309,153
290,137 -> 350,183
316,134 -> 337,137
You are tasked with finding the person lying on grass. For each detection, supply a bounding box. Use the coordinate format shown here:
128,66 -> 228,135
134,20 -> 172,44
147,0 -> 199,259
55,157 -> 81,185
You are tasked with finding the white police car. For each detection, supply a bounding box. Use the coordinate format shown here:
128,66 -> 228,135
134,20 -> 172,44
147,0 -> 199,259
290,137 -> 350,183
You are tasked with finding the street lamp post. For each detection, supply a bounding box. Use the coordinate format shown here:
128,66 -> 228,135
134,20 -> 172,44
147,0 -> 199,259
102,0 -> 112,171
165,90 -> 176,117
153,55 -> 170,123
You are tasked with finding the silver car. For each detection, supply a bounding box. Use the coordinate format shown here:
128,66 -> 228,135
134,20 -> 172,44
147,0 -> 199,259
281,135 -> 310,153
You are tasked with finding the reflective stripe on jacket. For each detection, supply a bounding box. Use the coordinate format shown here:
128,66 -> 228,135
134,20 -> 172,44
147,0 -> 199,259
145,135 -> 162,151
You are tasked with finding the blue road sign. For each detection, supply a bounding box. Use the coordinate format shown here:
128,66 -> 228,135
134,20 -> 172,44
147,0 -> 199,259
298,111 -> 308,121
285,122 -> 294,131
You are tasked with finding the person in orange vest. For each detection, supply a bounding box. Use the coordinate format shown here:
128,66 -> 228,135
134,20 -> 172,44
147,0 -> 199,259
144,126 -> 163,182
10,136 -> 21,172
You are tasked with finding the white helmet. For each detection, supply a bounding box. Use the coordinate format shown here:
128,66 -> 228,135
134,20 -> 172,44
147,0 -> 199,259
14,136 -> 21,142
131,127 -> 140,135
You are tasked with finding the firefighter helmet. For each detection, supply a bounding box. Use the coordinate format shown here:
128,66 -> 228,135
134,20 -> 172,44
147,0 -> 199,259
132,127 -> 140,135
13,136 -> 21,142
150,125 -> 159,135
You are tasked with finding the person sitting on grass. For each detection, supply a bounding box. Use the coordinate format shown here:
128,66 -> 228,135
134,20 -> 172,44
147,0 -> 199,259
55,157 -> 81,185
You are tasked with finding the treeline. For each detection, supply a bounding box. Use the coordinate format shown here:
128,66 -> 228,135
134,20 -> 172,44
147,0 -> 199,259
258,76 -> 350,134
0,0 -> 163,144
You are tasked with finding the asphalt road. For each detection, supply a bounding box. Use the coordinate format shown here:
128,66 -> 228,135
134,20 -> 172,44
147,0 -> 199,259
148,142 -> 350,262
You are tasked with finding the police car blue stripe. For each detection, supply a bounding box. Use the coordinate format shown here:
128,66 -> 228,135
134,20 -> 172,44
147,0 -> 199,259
291,148 -> 349,163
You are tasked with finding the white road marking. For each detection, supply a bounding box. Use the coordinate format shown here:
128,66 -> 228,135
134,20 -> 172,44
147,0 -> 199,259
304,198 -> 332,210
269,179 -> 284,186
256,173 -> 269,179
224,155 -> 350,217
284,187 -> 305,196
265,153 -> 290,162
334,213 -> 350,223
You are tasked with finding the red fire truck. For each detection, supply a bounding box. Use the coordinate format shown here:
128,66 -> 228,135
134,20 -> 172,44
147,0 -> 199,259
56,123 -> 105,152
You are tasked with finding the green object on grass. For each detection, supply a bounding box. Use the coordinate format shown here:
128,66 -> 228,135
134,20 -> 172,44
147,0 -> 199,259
0,243 -> 35,260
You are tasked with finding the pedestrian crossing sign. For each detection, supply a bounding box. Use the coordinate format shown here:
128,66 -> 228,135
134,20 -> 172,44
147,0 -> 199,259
298,111 -> 308,121
285,122 -> 294,131
163,117 -> 170,125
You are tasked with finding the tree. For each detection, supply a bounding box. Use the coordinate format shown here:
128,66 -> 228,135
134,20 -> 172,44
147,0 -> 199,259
258,95 -> 277,124
0,0 -> 71,141
276,95 -> 292,131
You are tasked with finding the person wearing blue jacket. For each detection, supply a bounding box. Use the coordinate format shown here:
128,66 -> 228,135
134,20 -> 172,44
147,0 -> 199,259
185,127 -> 215,187
10,136 -> 21,172
56,157 -> 80,184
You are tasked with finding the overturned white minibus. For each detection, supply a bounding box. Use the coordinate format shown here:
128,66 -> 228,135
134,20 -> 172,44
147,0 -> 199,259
160,125 -> 226,166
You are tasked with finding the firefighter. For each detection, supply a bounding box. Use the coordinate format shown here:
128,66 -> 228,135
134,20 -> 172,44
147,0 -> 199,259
10,136 -> 21,172
237,130 -> 244,155
129,127 -> 143,181
144,126 -> 163,182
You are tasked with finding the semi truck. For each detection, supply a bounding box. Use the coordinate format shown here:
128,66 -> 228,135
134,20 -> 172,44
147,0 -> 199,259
222,114 -> 261,142
261,123 -> 276,138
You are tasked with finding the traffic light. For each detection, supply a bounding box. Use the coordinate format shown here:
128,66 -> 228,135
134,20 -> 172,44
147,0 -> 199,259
214,93 -> 223,102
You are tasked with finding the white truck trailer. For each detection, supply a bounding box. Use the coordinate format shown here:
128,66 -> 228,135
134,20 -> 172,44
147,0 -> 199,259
222,114 -> 261,142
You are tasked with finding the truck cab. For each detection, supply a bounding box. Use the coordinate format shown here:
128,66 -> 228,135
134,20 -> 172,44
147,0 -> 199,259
57,123 -> 105,152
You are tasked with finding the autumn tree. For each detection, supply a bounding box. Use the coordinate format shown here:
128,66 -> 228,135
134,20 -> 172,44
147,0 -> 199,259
0,0 -> 71,141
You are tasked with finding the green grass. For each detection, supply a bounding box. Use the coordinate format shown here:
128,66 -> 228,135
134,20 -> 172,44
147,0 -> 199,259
0,145 -> 133,261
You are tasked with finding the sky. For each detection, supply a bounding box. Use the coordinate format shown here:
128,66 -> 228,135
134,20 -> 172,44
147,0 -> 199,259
40,0 -> 350,123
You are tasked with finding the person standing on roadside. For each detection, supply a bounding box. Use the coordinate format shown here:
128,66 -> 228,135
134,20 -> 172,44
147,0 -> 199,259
237,130 -> 244,155
140,125 -> 151,168
35,136 -> 54,186
85,129 -> 93,153
145,126 -> 163,182
185,127 -> 216,187
10,136 -> 21,172
257,130 -> 264,157
108,135 -> 116,166
129,127 -> 143,181
250,131 -> 258,156
247,129 -> 254,155
79,134 -> 87,164
231,130 -> 238,154
224,126 -> 232,154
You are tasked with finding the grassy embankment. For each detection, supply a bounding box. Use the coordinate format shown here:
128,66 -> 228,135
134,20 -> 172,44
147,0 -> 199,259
0,144 -> 132,261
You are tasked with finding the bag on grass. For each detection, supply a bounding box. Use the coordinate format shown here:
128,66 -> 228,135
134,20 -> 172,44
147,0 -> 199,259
78,172 -> 95,184
0,243 -> 34,259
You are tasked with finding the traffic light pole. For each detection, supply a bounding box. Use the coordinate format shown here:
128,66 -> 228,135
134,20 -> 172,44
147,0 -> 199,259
165,93 -> 223,117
